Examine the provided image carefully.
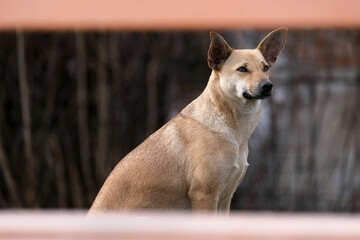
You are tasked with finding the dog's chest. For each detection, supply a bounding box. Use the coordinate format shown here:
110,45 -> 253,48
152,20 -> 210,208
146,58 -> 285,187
230,144 -> 249,182
233,149 -> 249,169
220,150 -> 249,200
220,116 -> 255,195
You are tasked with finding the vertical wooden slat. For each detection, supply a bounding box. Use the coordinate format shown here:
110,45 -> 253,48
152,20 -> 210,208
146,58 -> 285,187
95,35 -> 109,183
75,32 -> 93,204
16,31 -> 37,206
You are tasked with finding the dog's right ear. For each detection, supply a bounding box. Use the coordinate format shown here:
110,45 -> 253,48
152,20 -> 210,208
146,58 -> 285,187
208,32 -> 233,71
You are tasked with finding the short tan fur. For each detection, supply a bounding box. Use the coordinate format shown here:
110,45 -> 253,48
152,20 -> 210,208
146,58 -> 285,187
89,28 -> 287,213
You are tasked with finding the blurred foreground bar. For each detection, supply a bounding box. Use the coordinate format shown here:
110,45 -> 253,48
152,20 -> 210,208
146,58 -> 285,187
0,211 -> 359,240
1,0 -> 360,31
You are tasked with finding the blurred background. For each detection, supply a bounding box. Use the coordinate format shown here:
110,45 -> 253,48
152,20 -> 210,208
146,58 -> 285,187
0,0 -> 359,212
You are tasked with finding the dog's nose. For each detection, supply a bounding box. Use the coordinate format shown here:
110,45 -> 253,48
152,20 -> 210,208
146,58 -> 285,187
260,81 -> 273,93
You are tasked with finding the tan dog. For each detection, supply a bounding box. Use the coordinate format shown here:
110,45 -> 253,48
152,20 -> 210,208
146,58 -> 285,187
89,28 -> 287,213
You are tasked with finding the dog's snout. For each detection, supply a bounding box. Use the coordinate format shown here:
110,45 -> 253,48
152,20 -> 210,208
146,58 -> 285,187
260,81 -> 273,93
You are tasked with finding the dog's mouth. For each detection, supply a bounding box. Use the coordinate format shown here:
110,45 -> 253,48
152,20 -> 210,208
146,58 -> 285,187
243,90 -> 273,100
243,80 -> 274,100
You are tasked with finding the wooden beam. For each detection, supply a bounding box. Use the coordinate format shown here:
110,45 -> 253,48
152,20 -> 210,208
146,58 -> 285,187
0,211 -> 360,239
0,0 -> 360,31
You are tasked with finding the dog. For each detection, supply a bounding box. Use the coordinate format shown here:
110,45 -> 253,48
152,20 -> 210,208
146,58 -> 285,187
89,28 -> 287,213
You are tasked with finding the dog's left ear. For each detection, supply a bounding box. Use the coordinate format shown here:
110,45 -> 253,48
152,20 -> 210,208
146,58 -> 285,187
208,32 -> 233,71
257,27 -> 288,67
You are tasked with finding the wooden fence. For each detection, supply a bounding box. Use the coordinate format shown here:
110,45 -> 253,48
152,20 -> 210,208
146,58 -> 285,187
0,2 -> 359,240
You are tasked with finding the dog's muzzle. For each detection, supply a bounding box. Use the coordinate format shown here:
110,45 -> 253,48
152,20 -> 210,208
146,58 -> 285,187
243,80 -> 273,100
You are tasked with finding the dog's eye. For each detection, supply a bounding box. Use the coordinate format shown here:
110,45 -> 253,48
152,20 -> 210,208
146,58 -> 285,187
237,67 -> 248,73
263,65 -> 269,72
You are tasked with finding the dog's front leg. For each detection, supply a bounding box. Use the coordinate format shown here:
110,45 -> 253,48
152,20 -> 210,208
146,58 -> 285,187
217,197 -> 232,213
188,186 -> 219,211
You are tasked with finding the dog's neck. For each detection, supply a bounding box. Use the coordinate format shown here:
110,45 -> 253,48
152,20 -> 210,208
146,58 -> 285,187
182,71 -> 262,143
206,71 -> 262,128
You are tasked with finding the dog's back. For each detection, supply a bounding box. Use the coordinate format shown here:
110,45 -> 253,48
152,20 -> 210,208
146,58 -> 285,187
90,115 -> 192,211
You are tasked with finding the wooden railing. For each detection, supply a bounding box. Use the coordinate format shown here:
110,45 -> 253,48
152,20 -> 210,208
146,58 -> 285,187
0,211 -> 359,239
1,0 -> 360,31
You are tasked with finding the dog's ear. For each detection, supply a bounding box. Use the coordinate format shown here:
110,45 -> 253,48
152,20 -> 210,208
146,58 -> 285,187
257,28 -> 288,67
208,32 -> 233,71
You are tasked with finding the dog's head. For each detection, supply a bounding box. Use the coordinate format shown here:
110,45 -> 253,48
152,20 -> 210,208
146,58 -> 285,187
208,28 -> 287,100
